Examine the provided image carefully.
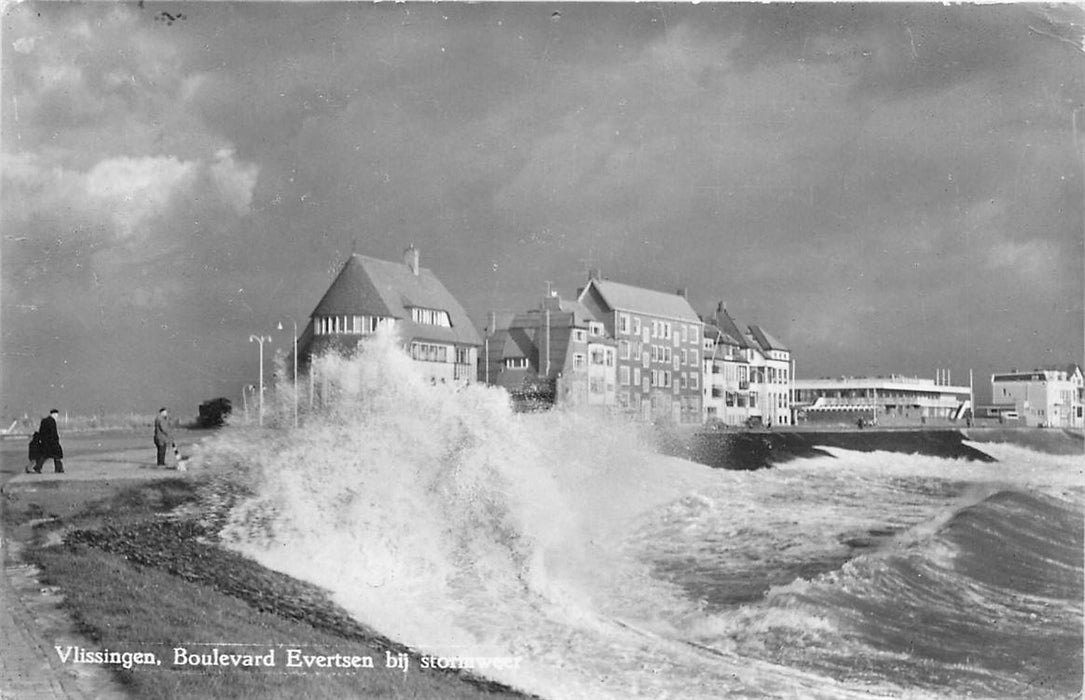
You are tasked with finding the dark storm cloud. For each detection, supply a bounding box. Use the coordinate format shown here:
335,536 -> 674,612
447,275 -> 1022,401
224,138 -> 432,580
1,2 -> 1082,416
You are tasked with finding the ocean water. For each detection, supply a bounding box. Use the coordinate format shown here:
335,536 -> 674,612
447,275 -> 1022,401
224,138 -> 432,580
205,331 -> 1084,699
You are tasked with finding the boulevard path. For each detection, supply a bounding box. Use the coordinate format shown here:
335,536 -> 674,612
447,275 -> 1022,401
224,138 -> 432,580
1,447 -> 186,700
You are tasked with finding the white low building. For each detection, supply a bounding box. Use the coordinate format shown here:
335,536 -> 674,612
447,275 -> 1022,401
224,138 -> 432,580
792,375 -> 971,426
990,366 -> 1083,428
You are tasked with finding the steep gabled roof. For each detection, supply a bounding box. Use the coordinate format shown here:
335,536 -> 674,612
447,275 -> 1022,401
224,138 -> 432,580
711,307 -> 751,349
749,325 -> 789,352
550,297 -> 598,326
310,253 -> 481,346
581,279 -> 700,322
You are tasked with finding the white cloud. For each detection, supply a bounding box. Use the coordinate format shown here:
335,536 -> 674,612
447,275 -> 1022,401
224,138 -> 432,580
210,148 -> 259,216
986,239 -> 1059,280
3,148 -> 259,247
13,36 -> 36,54
85,156 -> 199,239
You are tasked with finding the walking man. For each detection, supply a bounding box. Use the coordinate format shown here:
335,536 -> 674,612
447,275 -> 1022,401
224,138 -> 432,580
154,407 -> 172,466
34,409 -> 64,473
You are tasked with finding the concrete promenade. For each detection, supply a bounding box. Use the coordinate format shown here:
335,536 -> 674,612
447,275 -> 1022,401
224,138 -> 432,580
1,449 -> 188,700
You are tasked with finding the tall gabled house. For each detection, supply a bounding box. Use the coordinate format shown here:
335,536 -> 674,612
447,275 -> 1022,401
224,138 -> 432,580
577,277 -> 703,424
702,304 -> 793,427
482,293 -> 616,411
298,247 -> 481,385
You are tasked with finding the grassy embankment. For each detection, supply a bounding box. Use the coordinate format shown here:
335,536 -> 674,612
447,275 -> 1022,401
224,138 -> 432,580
4,471 -> 529,700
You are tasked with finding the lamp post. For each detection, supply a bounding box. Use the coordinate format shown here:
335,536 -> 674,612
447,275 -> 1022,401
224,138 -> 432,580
277,318 -> 298,428
249,334 -> 272,426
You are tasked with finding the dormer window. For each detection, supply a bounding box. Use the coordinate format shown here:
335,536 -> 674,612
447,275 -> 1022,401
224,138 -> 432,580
505,357 -> 529,369
410,307 -> 452,327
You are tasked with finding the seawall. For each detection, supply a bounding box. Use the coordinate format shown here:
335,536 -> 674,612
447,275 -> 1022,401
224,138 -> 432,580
658,428 -> 1085,471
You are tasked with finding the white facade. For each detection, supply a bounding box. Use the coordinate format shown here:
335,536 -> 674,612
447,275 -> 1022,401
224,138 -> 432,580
702,316 -> 792,428
991,367 -> 1084,428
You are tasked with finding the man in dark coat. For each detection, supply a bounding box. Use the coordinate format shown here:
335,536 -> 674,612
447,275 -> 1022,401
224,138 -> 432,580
154,407 -> 172,466
34,409 -> 64,473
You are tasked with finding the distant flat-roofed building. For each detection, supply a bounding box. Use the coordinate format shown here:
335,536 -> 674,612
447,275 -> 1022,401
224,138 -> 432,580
792,375 -> 971,426
990,366 -> 1083,428
298,246 -> 481,385
577,276 -> 703,424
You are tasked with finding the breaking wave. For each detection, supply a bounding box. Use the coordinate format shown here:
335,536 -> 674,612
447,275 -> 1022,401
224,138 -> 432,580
195,331 -> 1083,698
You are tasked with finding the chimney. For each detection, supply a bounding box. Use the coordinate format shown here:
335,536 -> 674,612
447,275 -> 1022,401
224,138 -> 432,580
677,287 -> 688,298
404,245 -> 420,276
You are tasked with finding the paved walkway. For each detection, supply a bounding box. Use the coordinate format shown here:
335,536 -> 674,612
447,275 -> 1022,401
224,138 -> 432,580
1,450 -> 190,700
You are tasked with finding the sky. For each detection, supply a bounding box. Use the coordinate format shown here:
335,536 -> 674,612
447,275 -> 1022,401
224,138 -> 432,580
2,2 -> 1083,419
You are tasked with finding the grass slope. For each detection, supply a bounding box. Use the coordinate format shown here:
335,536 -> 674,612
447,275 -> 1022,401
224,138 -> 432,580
11,476 -> 530,700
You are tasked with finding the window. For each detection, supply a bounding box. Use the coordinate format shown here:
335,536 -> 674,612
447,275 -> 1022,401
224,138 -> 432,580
642,352 -> 650,368
505,357 -> 528,369
573,353 -> 586,369
572,329 -> 587,343
456,347 -> 471,365
410,307 -> 452,327
590,378 -> 604,394
681,373 -> 688,389
318,315 -> 385,335
618,314 -> 630,334
632,317 -> 641,335
682,349 -> 688,366
591,349 -> 605,365
690,325 -> 699,343
590,322 -> 605,337
663,370 -> 671,388
691,349 -> 699,366
681,324 -> 688,343
663,347 -> 672,363
690,374 -> 699,390
618,340 -> 630,360
633,368 -> 641,388
642,326 -> 650,343
619,366 -> 631,385
605,348 -> 615,367
673,355 -> 680,371
663,323 -> 671,340
411,342 -> 449,363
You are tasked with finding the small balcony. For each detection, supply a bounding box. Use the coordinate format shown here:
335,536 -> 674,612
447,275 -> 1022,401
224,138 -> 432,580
454,363 -> 474,381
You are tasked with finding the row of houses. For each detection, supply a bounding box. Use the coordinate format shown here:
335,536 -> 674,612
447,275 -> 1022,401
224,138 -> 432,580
293,248 -> 1083,428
